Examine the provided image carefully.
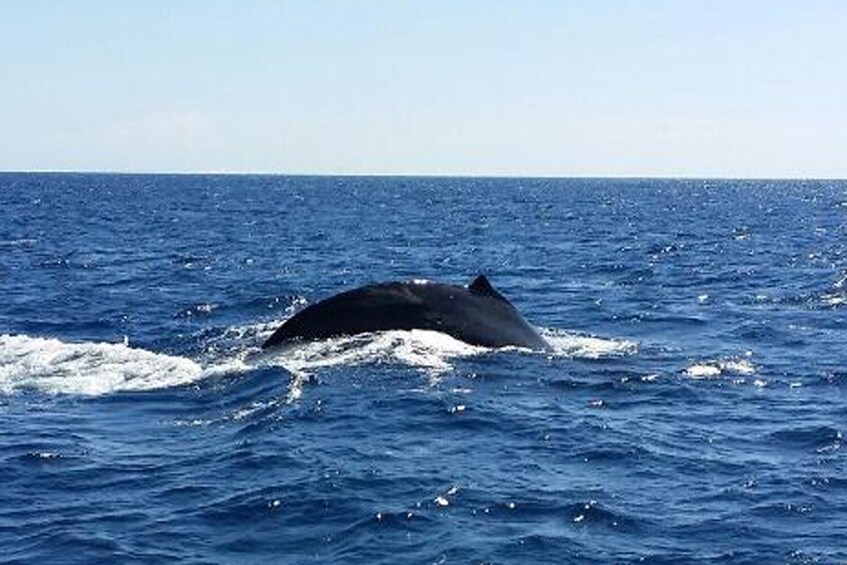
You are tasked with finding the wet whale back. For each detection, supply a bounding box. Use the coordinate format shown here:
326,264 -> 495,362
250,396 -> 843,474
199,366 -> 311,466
262,282 -> 429,346
261,275 -> 549,351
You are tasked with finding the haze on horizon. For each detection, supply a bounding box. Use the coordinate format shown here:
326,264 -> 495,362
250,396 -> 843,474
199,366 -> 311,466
1,1 -> 845,179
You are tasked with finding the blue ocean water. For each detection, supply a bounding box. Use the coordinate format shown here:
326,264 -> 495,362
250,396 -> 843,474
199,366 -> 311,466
1,173 -> 846,563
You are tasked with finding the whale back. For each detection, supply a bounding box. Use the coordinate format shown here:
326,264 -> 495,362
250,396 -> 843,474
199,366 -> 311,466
261,275 -> 549,351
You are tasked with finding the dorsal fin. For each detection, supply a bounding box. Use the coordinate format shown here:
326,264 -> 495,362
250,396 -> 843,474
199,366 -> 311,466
468,274 -> 511,305
469,274 -> 496,295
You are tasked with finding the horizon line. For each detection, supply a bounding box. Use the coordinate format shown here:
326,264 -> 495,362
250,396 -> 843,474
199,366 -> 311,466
1,169 -> 845,182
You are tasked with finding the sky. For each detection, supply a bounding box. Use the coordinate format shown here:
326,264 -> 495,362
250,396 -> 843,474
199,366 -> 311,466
1,1 -> 845,178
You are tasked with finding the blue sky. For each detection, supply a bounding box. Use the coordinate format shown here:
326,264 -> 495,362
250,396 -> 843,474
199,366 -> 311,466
1,1 -> 845,177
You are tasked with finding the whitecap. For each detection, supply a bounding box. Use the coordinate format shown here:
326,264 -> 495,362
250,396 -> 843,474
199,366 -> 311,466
821,293 -> 846,307
722,359 -> 756,374
684,364 -> 722,378
683,357 -> 756,379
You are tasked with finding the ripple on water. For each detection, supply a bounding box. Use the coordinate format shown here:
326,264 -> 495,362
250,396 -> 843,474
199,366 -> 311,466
767,426 -> 843,454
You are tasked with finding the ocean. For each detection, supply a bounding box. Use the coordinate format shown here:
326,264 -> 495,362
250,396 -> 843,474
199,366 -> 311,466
1,173 -> 845,563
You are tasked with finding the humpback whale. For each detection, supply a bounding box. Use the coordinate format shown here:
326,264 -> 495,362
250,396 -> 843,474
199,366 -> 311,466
262,275 -> 551,352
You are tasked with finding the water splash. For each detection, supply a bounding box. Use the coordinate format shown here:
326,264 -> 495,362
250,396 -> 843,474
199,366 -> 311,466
1,323 -> 637,399
683,357 -> 756,379
245,328 -> 487,400
540,328 -> 638,358
0,334 -> 203,396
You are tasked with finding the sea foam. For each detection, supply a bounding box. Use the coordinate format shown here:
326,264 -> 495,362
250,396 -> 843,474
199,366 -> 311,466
1,323 -> 637,398
0,334 -> 203,396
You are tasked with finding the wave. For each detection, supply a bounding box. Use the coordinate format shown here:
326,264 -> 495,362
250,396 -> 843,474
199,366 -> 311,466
768,426 -> 843,453
749,286 -> 847,310
0,324 -> 636,398
0,238 -> 38,247
683,357 -> 756,379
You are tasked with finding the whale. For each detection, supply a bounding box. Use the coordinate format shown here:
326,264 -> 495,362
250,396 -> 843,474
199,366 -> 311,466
262,275 -> 551,352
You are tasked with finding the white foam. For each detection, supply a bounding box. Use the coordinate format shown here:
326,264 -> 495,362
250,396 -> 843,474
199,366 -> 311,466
255,327 -> 636,391
540,328 -> 638,358
252,329 -> 486,383
0,320 -> 483,399
822,293 -> 846,306
684,358 -> 756,379
684,364 -> 722,378
0,334 -> 203,396
722,359 -> 756,374
1,322 -> 638,399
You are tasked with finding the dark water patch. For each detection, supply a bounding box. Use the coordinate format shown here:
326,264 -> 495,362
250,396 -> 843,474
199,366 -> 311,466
473,496 -> 645,534
817,370 -> 847,387
575,444 -> 654,466
547,375 -> 623,393
768,426 -> 844,453
492,533 -> 591,562
36,256 -> 92,270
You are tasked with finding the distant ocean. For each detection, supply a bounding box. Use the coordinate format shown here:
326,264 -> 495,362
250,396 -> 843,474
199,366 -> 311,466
1,173 -> 845,563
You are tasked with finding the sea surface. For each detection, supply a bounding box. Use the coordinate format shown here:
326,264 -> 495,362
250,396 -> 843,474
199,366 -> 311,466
1,173 -> 846,563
